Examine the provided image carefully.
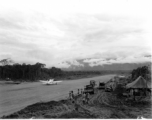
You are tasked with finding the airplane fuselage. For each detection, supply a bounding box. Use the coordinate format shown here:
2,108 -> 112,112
39,79 -> 62,85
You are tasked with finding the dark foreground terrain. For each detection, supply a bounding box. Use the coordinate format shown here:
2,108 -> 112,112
2,89 -> 151,119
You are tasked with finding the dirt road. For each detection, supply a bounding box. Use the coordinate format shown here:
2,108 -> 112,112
0,74 -> 115,117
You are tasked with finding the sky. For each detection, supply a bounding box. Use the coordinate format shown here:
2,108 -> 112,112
0,0 -> 151,68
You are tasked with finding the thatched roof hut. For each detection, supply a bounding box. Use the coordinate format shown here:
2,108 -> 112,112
126,76 -> 148,89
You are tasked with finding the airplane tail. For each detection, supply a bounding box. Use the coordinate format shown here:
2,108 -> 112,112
48,79 -> 54,83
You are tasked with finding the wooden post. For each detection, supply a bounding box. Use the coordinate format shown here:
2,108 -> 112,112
78,89 -> 80,95
133,89 -> 136,101
81,89 -> 83,94
69,91 -> 71,100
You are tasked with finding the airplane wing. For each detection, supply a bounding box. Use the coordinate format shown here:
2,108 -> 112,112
39,80 -> 48,83
39,80 -> 51,84
55,81 -> 62,83
52,81 -> 62,84
42,82 -> 54,85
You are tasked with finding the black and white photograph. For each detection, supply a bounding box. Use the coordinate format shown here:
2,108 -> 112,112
0,0 -> 151,119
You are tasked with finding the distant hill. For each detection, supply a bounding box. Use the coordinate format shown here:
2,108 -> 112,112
61,59 -> 151,71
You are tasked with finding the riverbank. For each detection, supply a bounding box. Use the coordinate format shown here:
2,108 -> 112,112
2,89 -> 151,119
0,74 -> 103,83
0,72 -> 118,83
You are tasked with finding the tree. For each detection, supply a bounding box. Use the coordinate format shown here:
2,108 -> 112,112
131,66 -> 149,81
0,58 -> 14,66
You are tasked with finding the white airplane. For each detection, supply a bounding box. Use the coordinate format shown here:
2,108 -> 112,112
39,79 -> 62,85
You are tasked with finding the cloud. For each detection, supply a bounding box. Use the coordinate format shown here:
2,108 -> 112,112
0,17 -> 24,30
56,60 -> 84,68
82,47 -> 151,67
67,60 -> 84,67
0,0 -> 151,68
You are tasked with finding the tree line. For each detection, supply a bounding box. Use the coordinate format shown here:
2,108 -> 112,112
0,62 -> 63,81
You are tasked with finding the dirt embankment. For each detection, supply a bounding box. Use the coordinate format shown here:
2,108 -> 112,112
2,89 -> 152,119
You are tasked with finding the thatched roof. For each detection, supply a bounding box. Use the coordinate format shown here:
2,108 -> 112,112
126,76 -> 148,89
147,81 -> 152,89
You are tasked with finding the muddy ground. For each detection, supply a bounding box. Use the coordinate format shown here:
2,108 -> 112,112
2,89 -> 151,119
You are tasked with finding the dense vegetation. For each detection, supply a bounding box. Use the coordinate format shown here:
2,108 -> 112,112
0,62 -> 63,81
131,65 -> 151,81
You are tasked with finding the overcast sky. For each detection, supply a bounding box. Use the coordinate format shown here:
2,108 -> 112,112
0,0 -> 151,68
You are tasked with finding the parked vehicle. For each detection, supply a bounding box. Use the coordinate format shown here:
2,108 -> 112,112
90,80 -> 96,87
105,83 -> 113,92
105,87 -> 112,92
98,82 -> 105,89
84,84 -> 95,94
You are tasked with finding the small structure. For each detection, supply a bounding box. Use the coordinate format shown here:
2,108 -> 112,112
98,82 -> 105,89
126,76 -> 149,101
126,76 -> 148,89
105,81 -> 117,92
84,84 -> 94,94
